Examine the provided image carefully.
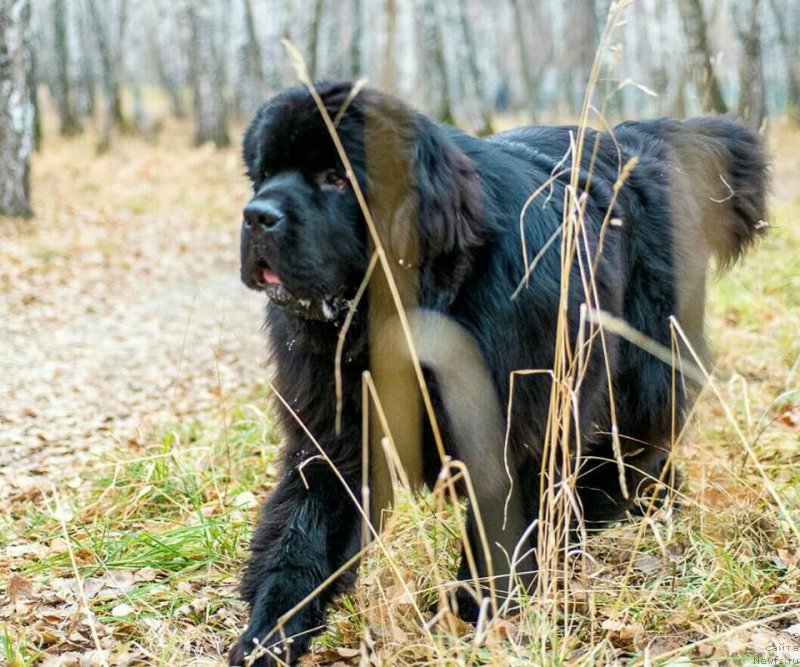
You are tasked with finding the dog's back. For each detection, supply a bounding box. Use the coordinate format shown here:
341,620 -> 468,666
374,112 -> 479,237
491,116 -> 768,357
489,117 -> 768,520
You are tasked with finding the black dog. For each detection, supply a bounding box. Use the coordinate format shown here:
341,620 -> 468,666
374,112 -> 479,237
232,82 -> 767,665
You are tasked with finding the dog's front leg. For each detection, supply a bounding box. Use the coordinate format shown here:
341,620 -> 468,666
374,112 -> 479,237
230,462 -> 361,666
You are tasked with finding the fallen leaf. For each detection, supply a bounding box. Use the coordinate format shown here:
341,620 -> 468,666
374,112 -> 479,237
40,652 -> 81,667
634,552 -> 662,575
778,410 -> 799,428
438,611 -> 472,637
648,636 -> 685,656
602,617 -> 645,649
696,643 -> 715,658
7,574 -> 33,601
751,630 -> 779,650
36,605 -> 71,624
134,567 -> 157,583
104,571 -> 137,591
232,490 -> 258,509
725,638 -> 749,655
776,548 -> 799,568
110,603 -> 135,617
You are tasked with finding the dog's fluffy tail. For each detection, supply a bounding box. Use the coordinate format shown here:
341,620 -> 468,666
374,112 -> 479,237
647,117 -> 770,269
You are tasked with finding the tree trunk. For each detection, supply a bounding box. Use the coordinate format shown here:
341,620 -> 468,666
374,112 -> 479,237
567,0 -> 598,114
128,5 -> 151,135
671,66 -> 690,117
152,0 -> 184,118
86,0 -> 126,152
52,0 -> 82,135
243,0 -> 264,87
76,0 -> 97,118
187,0 -> 230,148
456,0 -> 492,134
308,0 -> 325,80
417,0 -> 453,124
111,0 -> 127,127
735,0 -> 766,125
350,0 -> 362,77
769,0 -> 800,123
0,0 -> 34,218
29,32 -> 41,151
678,0 -> 728,113
509,0 -> 537,121
236,0 -> 265,117
380,0 -> 396,91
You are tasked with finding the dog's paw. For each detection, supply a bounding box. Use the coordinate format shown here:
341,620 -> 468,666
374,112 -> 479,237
452,585 -> 482,624
229,624 -> 309,667
229,633 -> 266,667
229,580 -> 320,667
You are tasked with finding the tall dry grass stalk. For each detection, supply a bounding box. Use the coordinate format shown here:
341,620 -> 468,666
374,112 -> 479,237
527,2 -> 641,658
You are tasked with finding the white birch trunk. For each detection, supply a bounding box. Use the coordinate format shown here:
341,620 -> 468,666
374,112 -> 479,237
187,0 -> 230,147
0,0 -> 34,218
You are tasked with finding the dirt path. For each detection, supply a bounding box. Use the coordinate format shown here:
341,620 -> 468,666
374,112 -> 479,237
0,134 -> 267,486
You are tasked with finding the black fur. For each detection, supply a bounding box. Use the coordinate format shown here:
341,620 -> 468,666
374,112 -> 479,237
231,82 -> 768,666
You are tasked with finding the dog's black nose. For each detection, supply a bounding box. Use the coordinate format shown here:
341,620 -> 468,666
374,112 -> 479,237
243,199 -> 284,231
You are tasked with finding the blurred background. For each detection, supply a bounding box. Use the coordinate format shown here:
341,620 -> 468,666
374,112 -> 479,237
24,0 -> 800,150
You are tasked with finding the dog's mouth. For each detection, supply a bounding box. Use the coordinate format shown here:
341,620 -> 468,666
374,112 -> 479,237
250,261 -> 351,323
260,265 -> 282,288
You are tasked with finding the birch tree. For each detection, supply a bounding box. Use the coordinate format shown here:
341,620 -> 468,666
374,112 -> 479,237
769,0 -> 800,123
307,0 -> 325,80
20,0 -> 800,141
86,0 -> 129,152
456,0 -> 492,134
416,0 -> 453,124
0,0 -> 34,218
509,0 -> 537,119
235,0 -> 265,117
678,0 -> 728,113
76,0 -> 96,118
187,0 -> 230,147
566,0 -> 598,112
51,0 -> 81,135
735,0 -> 766,125
152,0 -> 185,118
350,0 -> 362,77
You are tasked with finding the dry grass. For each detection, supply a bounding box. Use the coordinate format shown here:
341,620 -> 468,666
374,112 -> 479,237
1,90 -> 799,667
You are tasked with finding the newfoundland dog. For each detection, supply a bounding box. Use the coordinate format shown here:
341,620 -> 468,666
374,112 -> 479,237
231,81 -> 767,665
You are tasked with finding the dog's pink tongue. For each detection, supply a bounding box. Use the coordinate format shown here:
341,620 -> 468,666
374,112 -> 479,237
262,267 -> 282,285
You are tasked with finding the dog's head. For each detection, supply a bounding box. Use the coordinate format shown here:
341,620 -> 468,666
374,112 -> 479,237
240,82 -> 486,321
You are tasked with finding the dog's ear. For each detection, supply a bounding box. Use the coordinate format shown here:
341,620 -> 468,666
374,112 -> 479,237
360,90 -> 486,309
411,123 -> 485,306
242,112 -> 267,184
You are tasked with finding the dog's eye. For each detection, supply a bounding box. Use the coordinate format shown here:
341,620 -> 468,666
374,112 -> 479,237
318,169 -> 347,191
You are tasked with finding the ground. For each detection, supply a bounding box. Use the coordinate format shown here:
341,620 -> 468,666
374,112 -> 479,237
0,117 -> 798,666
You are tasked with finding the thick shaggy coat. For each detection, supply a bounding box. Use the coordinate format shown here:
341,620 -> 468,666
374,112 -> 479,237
231,82 -> 768,665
